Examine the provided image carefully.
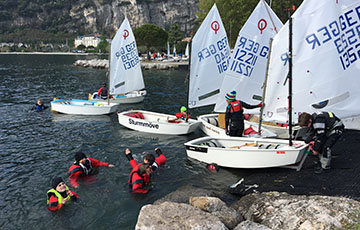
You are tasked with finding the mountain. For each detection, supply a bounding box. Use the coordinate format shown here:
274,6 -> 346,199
0,0 -> 199,36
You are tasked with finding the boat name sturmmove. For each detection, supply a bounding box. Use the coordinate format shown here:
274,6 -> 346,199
129,118 -> 159,129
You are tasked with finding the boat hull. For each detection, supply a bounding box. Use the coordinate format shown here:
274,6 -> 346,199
342,115 -> 360,130
118,110 -> 201,135
90,90 -> 146,104
197,114 -> 277,138
51,99 -> 118,115
185,136 -> 308,168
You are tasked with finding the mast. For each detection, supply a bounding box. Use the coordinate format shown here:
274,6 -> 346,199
288,16 -> 293,146
186,40 -> 192,112
258,38 -> 273,134
107,40 -> 111,105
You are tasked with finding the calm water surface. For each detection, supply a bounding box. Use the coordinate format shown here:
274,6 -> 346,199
0,54 -> 246,229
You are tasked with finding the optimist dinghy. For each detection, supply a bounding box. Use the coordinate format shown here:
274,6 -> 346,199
185,136 -> 308,169
90,17 -> 146,104
117,110 -> 201,135
51,99 -> 118,115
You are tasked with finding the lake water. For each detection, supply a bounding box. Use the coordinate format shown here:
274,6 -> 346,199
0,54 -> 246,229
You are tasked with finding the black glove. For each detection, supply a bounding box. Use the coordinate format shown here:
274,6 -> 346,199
125,153 -> 133,161
155,148 -> 162,156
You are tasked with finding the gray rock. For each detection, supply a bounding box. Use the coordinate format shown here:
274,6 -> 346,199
190,196 -> 243,229
234,220 -> 272,230
135,201 -> 228,230
231,191 -> 360,230
154,185 -> 218,205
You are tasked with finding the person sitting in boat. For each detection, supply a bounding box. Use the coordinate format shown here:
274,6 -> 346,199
125,147 -> 166,172
168,106 -> 190,123
32,99 -> 49,112
224,91 -> 262,137
68,152 -> 115,188
97,83 -> 109,100
298,112 -> 344,174
46,177 -> 79,211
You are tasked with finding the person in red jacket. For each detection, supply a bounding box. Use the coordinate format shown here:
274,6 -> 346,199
125,147 -> 166,193
47,177 -> 79,211
68,152 -> 115,188
128,163 -> 152,193
168,106 -> 190,123
97,83 -> 109,99
125,147 -> 167,171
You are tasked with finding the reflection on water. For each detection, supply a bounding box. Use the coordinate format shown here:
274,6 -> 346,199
0,54 -> 243,230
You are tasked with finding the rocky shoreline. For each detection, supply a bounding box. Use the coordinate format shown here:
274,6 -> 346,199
73,59 -> 189,70
135,185 -> 360,230
135,129 -> 360,229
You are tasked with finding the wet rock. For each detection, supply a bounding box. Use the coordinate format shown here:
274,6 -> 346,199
135,201 -> 227,230
231,191 -> 360,230
189,196 -> 243,229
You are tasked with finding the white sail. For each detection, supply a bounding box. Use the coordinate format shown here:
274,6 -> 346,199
263,0 -> 360,125
214,0 -> 283,113
188,3 -> 230,108
109,17 -> 145,95
185,43 -> 189,57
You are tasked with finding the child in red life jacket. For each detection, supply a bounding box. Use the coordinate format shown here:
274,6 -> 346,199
125,147 -> 166,172
97,83 -> 109,100
68,152 -> 115,188
168,106 -> 190,123
125,148 -> 166,193
224,91 -> 262,137
46,177 -> 79,211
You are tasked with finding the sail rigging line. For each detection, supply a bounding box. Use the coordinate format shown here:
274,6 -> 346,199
262,0 -> 279,33
288,16 -> 293,146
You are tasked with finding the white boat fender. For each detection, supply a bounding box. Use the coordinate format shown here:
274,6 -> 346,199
206,163 -> 219,172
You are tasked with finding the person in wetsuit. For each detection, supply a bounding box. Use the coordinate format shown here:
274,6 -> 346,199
298,111 -> 344,174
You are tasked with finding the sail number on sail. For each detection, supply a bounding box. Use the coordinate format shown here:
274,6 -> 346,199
229,36 -> 269,78
197,36 -> 231,74
115,41 -> 139,70
304,5 -> 360,71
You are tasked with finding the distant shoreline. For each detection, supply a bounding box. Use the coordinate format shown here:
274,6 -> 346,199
0,52 -> 105,56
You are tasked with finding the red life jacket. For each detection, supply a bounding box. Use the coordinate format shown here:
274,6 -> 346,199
229,100 -> 243,113
128,164 -> 150,193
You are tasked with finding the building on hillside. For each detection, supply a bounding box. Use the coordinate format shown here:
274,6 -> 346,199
74,33 -> 101,48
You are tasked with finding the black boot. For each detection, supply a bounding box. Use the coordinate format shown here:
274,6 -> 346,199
315,167 -> 330,174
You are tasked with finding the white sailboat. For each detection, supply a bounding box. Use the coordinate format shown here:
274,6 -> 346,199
263,0 -> 360,130
185,136 -> 308,169
90,17 -> 146,104
51,99 -> 118,115
193,1 -> 277,138
185,2 -> 309,170
117,110 -> 201,135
